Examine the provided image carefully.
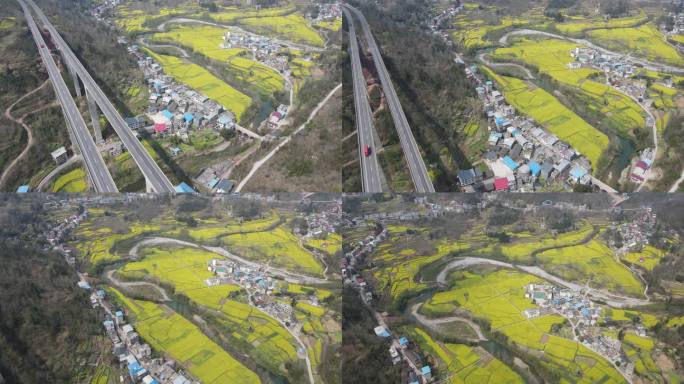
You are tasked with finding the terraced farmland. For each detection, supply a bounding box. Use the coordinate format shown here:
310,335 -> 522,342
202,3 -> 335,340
481,67 -> 609,168
52,168 -> 88,193
109,288 -> 261,384
422,270 -> 627,383
221,227 -> 325,276
407,327 -> 524,383
239,14 -> 325,47
144,50 -> 252,120
587,24 -> 684,66
536,239 -> 644,297
150,26 -> 285,95
492,37 -> 646,139
553,12 -> 648,36
118,246 -> 302,374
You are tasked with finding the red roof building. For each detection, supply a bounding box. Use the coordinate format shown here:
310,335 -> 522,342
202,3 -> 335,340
636,160 -> 648,170
154,123 -> 167,133
494,178 -> 509,191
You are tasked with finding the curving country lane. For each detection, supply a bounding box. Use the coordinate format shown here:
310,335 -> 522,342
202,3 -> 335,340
435,257 -> 650,308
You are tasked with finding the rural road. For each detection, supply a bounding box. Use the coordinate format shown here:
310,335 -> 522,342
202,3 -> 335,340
477,52 -> 535,79
409,303 -> 487,341
138,37 -> 189,58
500,28 -> 684,75
36,155 -> 81,191
130,237 -> 329,284
235,83 -> 342,192
436,257 -> 650,308
670,172 -> 684,192
0,80 -> 50,189
105,269 -> 172,301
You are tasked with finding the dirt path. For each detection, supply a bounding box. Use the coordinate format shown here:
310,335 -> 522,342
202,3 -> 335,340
138,37 -> 189,58
235,83 -> 342,192
409,303 -> 487,341
477,52 -> 535,79
105,269 -> 171,301
669,170 -> 684,192
0,80 -> 50,189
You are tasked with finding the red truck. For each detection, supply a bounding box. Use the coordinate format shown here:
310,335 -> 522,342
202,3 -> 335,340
363,144 -> 371,157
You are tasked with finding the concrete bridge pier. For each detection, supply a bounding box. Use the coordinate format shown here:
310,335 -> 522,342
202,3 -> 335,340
145,177 -> 155,193
66,63 -> 82,97
86,89 -> 104,144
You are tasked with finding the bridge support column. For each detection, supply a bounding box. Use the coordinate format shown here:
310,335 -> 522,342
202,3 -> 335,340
145,177 -> 155,193
67,63 -> 82,98
86,89 -> 104,144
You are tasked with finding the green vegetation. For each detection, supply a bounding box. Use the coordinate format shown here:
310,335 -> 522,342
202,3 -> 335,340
74,219 -> 160,265
0,16 -> 16,29
536,239 -> 644,296
52,168 -> 88,193
423,270 -> 626,383
118,246 -> 302,376
492,37 -> 646,139
481,66 -> 609,167
372,225 -> 471,300
554,12 -> 648,35
222,227 -> 324,276
408,327 -> 524,383
151,26 -> 285,95
315,18 -> 342,32
622,245 -> 667,270
587,24 -> 684,66
239,14 -> 324,47
110,288 -> 261,384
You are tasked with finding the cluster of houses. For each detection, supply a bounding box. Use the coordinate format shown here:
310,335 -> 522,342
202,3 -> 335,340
373,327 -> 433,384
462,65 -> 594,192
128,47 -> 238,136
568,47 -> 636,78
312,3 -> 342,24
614,208 -> 657,253
663,10 -> 684,35
522,283 -> 642,379
427,4 -> 464,44
567,47 -> 664,185
90,289 -> 195,384
206,258 -> 298,327
630,148 -> 655,183
342,223 -> 435,383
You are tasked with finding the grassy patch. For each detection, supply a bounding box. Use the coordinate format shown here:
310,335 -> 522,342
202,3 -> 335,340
52,168 -> 88,193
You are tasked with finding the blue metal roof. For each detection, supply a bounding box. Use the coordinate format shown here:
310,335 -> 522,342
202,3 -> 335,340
570,165 -> 587,179
495,116 -> 507,127
421,366 -> 431,375
218,115 -> 233,124
529,161 -> 541,176
399,337 -> 408,345
175,182 -> 196,193
161,109 -> 173,119
183,113 -> 194,122
16,185 -> 29,193
503,156 -> 519,170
